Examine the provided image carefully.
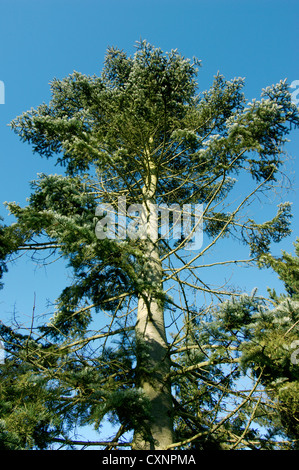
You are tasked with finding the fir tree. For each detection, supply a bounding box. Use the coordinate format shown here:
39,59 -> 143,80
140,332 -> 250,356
1,41 -> 299,449
173,239 -> 299,450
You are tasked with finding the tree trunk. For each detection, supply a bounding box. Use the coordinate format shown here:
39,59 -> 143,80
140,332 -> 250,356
132,238 -> 173,449
132,164 -> 173,450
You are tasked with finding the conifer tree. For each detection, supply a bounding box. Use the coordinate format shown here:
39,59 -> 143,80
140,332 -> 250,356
179,238 -> 299,449
1,41 -> 299,449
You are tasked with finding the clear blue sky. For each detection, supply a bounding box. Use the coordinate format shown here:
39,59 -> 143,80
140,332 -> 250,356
1,0 -> 299,320
0,0 -> 299,446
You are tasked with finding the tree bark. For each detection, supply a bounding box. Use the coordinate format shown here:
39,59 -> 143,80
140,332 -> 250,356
132,163 -> 173,450
132,238 -> 173,449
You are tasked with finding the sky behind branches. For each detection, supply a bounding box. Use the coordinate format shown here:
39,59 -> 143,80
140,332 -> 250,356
0,1 -> 299,427
1,0 -> 299,319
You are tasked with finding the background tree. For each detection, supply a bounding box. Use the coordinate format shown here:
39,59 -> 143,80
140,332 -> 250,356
244,239 -> 299,445
172,238 -> 299,449
0,41 -> 298,449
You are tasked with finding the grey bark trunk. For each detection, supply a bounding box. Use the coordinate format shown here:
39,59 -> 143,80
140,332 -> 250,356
132,239 -> 173,449
132,166 -> 173,450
